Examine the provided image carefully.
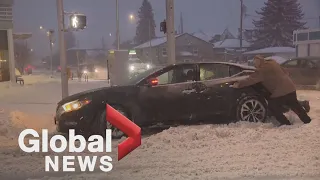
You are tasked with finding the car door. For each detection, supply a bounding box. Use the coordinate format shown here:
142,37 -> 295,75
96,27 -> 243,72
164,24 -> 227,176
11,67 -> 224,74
138,64 -> 198,123
193,63 -> 236,119
281,59 -> 301,84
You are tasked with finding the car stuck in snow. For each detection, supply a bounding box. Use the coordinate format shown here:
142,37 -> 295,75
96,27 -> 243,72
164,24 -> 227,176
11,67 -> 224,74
54,62 -> 310,138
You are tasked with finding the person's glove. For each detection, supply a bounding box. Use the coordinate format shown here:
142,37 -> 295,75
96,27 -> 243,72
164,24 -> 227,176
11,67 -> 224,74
230,82 -> 240,88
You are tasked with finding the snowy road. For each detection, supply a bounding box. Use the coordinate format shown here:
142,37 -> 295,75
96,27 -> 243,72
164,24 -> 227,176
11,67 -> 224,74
0,80 -> 319,180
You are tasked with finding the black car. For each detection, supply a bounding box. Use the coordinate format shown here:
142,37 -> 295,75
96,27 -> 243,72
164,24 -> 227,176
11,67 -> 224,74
54,62 -> 310,138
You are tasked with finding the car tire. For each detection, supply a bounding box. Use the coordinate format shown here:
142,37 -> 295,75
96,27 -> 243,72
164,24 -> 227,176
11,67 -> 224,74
96,105 -> 129,139
235,96 -> 267,123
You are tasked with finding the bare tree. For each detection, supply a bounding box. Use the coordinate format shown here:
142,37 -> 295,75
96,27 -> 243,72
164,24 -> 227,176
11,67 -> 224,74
14,41 -> 31,74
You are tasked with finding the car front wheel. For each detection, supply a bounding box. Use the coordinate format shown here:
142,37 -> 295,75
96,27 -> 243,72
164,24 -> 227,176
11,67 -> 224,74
236,96 -> 267,123
96,106 -> 128,139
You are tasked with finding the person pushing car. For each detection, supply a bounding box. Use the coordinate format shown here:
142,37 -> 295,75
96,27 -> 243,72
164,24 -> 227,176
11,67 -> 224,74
232,55 -> 311,126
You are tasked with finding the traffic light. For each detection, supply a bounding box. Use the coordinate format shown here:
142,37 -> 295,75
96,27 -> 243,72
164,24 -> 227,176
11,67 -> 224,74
160,20 -> 167,34
69,14 -> 87,30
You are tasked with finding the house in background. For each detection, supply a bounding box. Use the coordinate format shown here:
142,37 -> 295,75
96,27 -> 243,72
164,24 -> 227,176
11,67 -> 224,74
212,28 -> 251,61
134,33 -> 215,65
191,30 -> 214,42
241,29 -> 256,43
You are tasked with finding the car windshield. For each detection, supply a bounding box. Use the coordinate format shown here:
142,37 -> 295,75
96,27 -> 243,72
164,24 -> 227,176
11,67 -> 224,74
125,66 -> 163,85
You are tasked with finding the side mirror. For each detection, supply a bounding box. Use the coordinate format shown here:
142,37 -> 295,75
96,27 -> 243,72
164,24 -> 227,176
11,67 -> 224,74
147,77 -> 158,87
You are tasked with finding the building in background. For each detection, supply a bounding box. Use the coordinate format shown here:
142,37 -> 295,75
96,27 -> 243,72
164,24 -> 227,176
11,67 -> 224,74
293,28 -> 320,57
0,0 -> 14,82
134,33 -> 215,65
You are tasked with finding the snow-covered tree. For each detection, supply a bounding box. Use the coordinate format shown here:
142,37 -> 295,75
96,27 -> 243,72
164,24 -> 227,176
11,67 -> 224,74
134,0 -> 156,45
251,0 -> 306,49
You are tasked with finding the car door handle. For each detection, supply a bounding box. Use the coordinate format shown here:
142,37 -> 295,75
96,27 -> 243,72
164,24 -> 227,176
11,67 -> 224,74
182,89 -> 196,94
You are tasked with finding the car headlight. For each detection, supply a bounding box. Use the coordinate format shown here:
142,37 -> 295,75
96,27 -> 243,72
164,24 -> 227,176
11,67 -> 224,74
129,65 -> 135,71
146,64 -> 151,69
61,99 -> 91,113
95,69 -> 98,73
83,70 -> 88,74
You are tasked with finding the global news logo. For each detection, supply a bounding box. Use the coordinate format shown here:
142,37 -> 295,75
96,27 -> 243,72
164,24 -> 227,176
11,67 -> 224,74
17,105 -> 141,172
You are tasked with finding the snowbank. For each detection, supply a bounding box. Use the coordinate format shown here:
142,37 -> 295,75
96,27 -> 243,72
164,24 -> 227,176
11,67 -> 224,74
1,115 -> 319,179
0,81 -> 319,179
0,75 -> 60,98
21,75 -> 60,85
20,121 -> 320,180
0,110 -> 55,146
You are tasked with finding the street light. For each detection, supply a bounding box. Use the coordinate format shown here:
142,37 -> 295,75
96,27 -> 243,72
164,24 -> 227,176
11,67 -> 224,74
129,14 -> 134,21
40,25 -> 55,77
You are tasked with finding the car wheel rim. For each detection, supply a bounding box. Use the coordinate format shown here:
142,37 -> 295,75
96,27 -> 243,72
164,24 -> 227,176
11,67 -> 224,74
106,109 -> 125,138
240,99 -> 266,122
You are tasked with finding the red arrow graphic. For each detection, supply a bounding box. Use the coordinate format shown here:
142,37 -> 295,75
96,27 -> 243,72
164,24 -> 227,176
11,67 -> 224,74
106,104 -> 141,161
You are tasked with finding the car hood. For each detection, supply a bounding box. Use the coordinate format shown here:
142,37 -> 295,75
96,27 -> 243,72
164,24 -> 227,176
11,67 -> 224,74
57,85 -> 132,105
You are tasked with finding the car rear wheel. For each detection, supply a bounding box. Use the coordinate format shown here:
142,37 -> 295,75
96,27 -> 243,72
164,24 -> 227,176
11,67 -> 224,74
97,106 -> 128,139
236,96 -> 267,123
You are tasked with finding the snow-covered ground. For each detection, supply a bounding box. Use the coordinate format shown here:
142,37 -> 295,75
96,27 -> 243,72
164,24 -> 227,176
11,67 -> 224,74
0,79 -> 319,180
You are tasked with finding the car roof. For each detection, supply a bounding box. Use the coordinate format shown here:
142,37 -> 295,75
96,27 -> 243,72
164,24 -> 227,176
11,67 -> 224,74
168,62 -> 255,70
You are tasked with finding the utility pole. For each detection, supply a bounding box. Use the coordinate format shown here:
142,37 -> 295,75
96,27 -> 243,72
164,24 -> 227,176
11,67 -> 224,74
116,0 -> 120,50
76,40 -> 80,82
166,0 -> 175,64
239,0 -> 244,62
56,0 -> 69,98
180,12 -> 184,34
48,30 -> 54,78
149,19 -> 152,64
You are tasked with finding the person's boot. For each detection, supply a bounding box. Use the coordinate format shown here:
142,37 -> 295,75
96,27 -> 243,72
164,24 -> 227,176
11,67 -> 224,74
299,100 -> 310,113
277,122 -> 292,127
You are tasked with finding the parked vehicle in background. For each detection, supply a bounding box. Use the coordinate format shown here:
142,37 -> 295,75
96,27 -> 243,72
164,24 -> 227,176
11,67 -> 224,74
79,63 -> 107,80
24,65 -> 34,75
128,50 -> 151,77
280,56 -> 320,88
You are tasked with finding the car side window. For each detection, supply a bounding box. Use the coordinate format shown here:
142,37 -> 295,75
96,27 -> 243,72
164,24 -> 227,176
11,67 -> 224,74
299,60 -> 316,69
229,65 -> 242,76
199,64 -> 229,81
283,60 -> 298,68
156,64 -> 196,85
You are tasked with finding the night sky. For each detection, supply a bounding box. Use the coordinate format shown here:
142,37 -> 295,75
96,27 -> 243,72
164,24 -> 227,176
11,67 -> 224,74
13,0 -> 320,58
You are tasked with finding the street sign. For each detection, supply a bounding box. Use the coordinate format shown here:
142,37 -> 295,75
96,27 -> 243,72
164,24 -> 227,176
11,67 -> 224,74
69,14 -> 87,30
